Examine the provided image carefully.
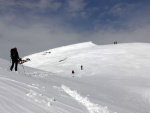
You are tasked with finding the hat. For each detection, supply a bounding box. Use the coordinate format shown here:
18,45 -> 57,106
14,47 -> 17,51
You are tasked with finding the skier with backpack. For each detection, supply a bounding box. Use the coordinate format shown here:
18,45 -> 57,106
10,47 -> 21,71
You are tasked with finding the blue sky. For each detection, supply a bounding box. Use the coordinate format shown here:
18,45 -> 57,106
0,0 -> 150,59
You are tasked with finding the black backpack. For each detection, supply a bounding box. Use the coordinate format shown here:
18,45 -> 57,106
10,48 -> 18,58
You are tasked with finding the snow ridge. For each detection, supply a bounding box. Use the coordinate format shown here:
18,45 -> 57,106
61,85 -> 111,113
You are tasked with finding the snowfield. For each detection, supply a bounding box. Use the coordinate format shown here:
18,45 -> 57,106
0,42 -> 150,113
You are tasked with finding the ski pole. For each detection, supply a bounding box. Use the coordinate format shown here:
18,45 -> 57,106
21,64 -> 26,75
8,59 -> 11,70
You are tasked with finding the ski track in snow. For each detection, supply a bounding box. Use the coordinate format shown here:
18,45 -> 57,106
60,85 -> 112,113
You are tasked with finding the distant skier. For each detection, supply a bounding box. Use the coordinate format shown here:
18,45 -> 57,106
10,47 -> 21,71
72,70 -> 75,74
81,65 -> 83,70
72,70 -> 75,77
114,41 -> 117,44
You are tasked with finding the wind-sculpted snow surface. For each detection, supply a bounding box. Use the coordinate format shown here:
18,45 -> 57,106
61,85 -> 111,113
26,89 -> 55,107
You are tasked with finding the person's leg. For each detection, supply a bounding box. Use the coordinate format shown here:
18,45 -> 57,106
15,61 -> 18,71
10,60 -> 14,71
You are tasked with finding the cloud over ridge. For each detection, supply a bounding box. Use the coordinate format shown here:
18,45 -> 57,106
0,0 -> 150,59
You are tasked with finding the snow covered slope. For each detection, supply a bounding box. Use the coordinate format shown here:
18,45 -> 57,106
24,42 -> 150,77
0,58 -> 112,113
24,41 -> 97,76
23,42 -> 150,113
1,42 -> 150,113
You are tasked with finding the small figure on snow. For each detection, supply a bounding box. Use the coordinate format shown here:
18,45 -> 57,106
72,70 -> 75,77
10,47 -> 21,71
81,65 -> 83,70
114,41 -> 118,44
72,70 -> 75,74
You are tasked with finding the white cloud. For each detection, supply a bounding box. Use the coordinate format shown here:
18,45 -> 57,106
0,0 -> 150,60
0,0 -> 62,13
66,0 -> 86,12
109,4 -> 123,16
38,0 -> 62,11
108,3 -> 143,17
0,17 -> 82,59
39,0 -> 50,9
88,25 -> 150,45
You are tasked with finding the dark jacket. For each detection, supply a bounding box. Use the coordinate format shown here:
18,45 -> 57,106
10,48 -> 19,61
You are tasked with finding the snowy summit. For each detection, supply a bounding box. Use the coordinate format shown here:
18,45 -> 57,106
0,42 -> 150,113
